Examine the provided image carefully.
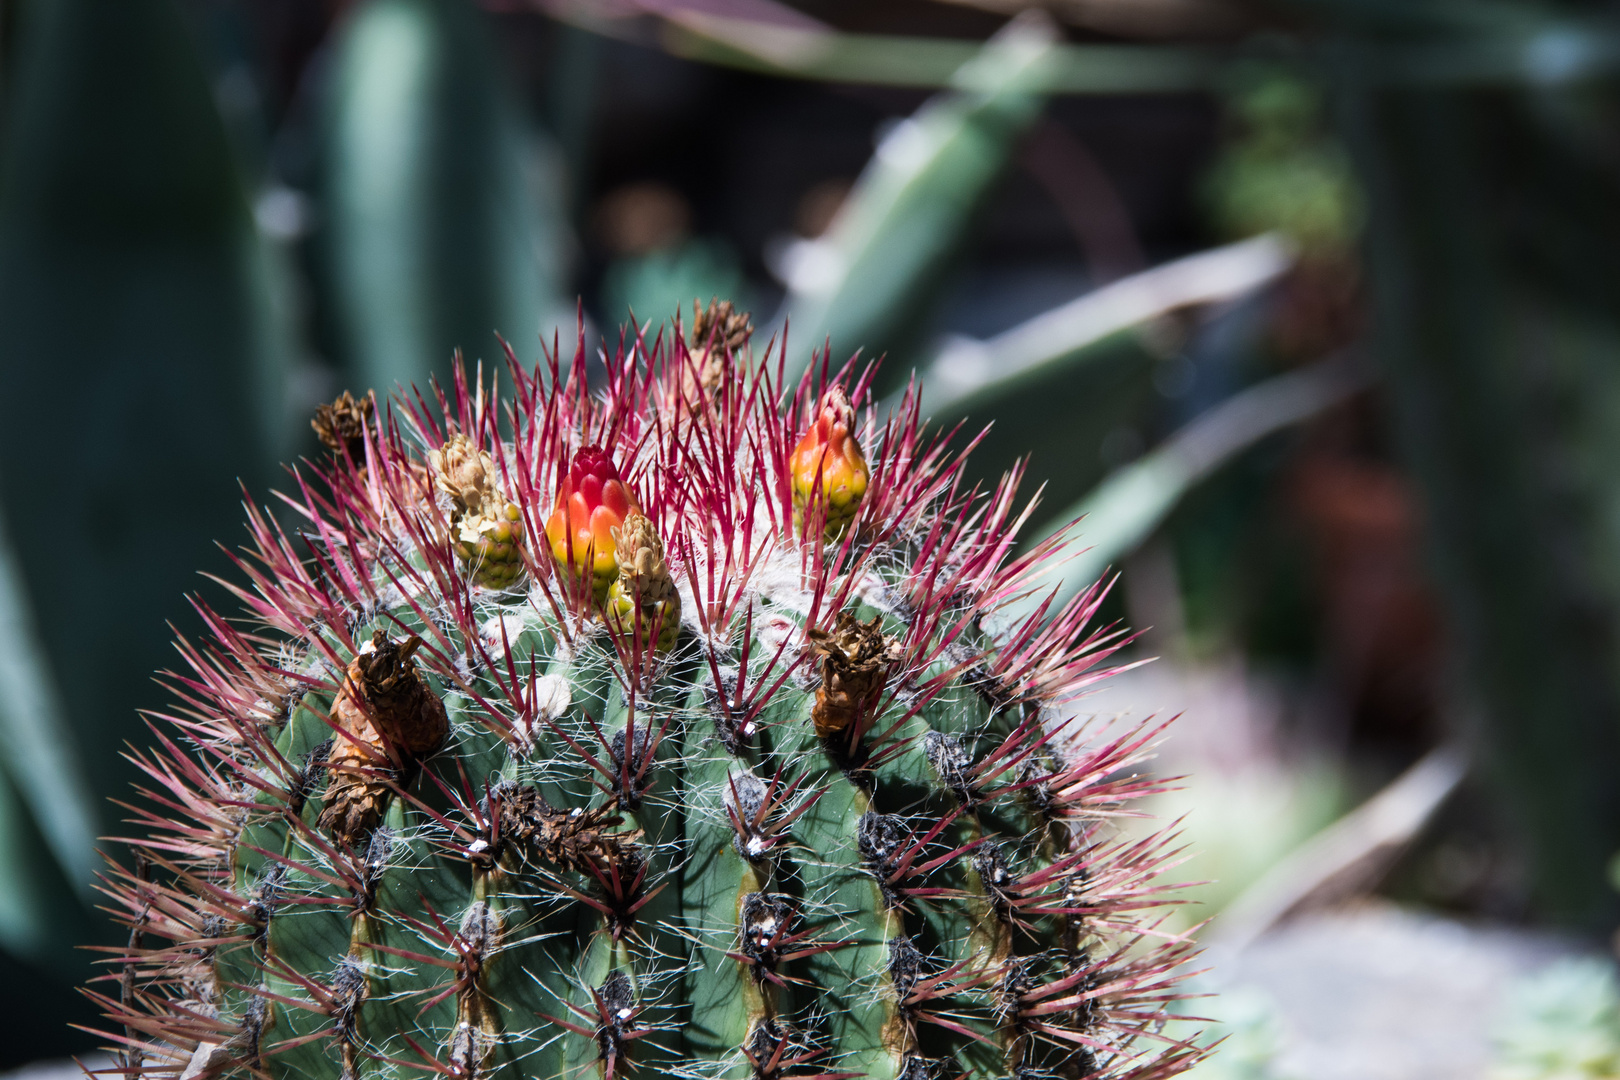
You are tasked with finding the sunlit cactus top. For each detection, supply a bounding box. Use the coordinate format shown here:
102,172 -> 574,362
91,305 -> 1203,1080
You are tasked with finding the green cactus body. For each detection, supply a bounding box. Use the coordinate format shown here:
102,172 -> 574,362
92,330 -> 1202,1080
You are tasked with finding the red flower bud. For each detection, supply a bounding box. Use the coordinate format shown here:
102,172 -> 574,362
546,446 -> 640,602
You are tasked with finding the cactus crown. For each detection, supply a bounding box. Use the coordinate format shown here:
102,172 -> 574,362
91,320 -> 1203,1080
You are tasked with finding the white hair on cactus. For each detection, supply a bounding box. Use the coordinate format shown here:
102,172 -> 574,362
511,672 -> 572,756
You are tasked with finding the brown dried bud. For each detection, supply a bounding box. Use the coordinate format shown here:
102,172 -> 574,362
311,391 -> 374,461
806,611 -> 903,739
670,299 -> 752,415
500,785 -> 643,874
318,780 -> 390,850
689,297 -> 753,358
318,632 -> 449,845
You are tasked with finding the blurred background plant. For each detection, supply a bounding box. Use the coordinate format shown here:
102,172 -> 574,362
5,0 -> 1620,1072
1490,960 -> 1620,1080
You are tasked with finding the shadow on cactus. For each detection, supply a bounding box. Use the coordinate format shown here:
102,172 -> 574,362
86,304 -> 1206,1080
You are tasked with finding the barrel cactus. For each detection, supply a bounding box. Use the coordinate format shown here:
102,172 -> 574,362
90,307 -> 1203,1080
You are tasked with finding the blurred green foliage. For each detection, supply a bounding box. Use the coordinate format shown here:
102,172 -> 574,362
1205,70 -> 1364,260
1319,2 -> 1620,928
0,0 -> 287,912
0,5 -> 1372,1058
600,239 -> 747,340
1179,988 -> 1296,1080
783,16 -> 1056,389
1150,762 -> 1349,933
1491,960 -> 1620,1080
0,0 -> 291,1050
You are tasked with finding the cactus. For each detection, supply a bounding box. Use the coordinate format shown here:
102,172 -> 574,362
89,306 -> 1203,1080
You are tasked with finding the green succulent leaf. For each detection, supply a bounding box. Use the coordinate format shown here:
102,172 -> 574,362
781,15 -> 1057,388
0,0 -> 287,943
1004,355 -> 1369,624
319,0 -> 572,392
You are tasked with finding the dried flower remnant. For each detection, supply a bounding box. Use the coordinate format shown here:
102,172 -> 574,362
311,390 -> 375,462
498,784 -> 643,875
690,297 -> 753,359
318,631 -> 448,845
672,297 -> 754,414
807,611 -> 902,740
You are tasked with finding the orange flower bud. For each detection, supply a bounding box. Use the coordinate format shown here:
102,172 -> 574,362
790,386 -> 869,540
546,446 -> 639,603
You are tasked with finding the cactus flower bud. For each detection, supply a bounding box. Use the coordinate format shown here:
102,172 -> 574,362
430,434 -> 526,590
546,446 -> 639,603
790,386 -> 869,540
604,511 -> 681,653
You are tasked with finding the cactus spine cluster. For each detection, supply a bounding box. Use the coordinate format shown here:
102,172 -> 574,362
91,306 -> 1202,1080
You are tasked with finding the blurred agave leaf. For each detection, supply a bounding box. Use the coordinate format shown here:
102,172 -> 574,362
0,749 -> 86,969
780,14 -> 1057,387
319,0 -> 570,393
1206,743 -> 1467,957
643,10 -> 1222,92
1001,354 -> 1370,624
1149,760 -> 1349,938
953,331 -> 1162,534
0,755 -> 92,1062
901,236 -> 1290,540
569,2 -> 1616,94
914,235 -> 1293,419
0,515 -> 93,975
0,0 -> 284,922
0,496 -> 97,937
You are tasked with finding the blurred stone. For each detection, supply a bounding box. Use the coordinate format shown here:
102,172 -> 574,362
1220,902 -> 1586,1080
